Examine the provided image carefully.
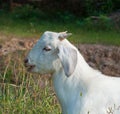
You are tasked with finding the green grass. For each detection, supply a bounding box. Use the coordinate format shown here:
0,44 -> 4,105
0,12 -> 120,45
0,51 -> 61,114
0,11 -> 120,114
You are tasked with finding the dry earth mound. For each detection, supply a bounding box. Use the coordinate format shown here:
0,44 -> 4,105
0,38 -> 120,77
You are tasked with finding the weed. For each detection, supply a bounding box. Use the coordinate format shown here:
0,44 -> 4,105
0,51 -> 61,114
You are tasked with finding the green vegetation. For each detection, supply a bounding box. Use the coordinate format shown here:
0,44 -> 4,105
1,0 -> 120,17
0,51 -> 61,114
0,8 -> 120,45
0,4 -> 120,114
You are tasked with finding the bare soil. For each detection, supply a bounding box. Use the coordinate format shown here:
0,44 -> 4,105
0,38 -> 120,77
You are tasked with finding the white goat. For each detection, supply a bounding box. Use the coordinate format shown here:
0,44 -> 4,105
24,31 -> 120,114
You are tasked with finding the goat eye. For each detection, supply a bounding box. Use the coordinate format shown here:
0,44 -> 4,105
43,46 -> 51,51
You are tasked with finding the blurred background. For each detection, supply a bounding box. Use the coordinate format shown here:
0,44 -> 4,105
1,0 -> 120,17
0,1 -> 120,114
0,0 -> 120,44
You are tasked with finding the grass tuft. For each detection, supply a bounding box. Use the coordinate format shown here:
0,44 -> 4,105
0,51 -> 61,114
0,11 -> 120,46
0,9 -> 120,114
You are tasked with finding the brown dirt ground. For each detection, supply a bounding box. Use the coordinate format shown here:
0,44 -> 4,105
0,38 -> 120,77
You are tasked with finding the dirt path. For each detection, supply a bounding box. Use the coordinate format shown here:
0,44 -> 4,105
0,38 -> 120,77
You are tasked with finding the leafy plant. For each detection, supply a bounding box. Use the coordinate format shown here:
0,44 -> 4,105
12,4 -> 44,21
85,0 -> 113,16
83,15 -> 113,30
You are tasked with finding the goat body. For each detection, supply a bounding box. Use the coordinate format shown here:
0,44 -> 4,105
53,50 -> 120,114
25,31 -> 120,114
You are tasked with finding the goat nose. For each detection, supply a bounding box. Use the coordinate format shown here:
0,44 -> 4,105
24,58 -> 28,64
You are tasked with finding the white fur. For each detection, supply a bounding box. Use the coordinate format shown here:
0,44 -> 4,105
26,31 -> 120,114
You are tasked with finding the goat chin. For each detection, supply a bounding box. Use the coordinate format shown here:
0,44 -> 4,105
26,31 -> 120,114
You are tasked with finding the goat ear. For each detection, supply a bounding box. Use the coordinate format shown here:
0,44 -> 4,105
58,45 -> 77,77
58,31 -> 72,41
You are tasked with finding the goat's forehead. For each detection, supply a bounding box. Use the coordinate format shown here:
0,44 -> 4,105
38,32 -> 59,45
44,31 -> 58,37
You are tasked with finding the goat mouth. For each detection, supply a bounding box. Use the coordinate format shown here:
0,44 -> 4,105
26,65 -> 35,72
